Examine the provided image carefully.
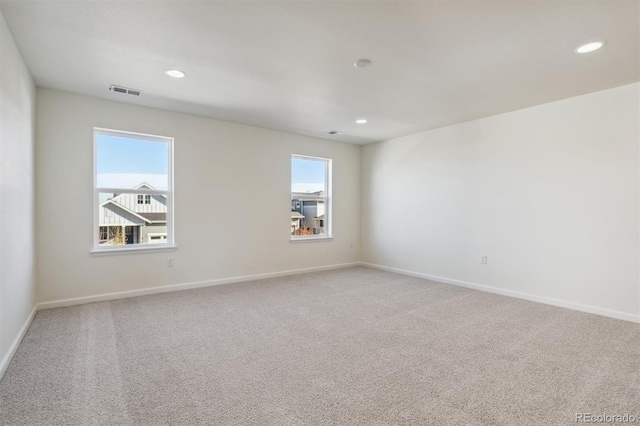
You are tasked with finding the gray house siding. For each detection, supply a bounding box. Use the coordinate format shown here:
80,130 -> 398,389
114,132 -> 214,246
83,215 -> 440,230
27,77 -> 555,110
141,224 -> 168,244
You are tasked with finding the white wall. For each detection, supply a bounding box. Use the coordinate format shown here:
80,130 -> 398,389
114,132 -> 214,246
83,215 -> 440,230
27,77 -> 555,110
362,83 -> 640,320
36,89 -> 361,303
0,9 -> 36,375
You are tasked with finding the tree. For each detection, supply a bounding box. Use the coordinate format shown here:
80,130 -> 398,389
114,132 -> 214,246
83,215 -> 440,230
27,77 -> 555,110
108,226 -> 126,245
293,221 -> 314,236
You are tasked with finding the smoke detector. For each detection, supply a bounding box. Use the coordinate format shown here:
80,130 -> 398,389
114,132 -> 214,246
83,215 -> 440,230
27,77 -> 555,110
354,59 -> 372,68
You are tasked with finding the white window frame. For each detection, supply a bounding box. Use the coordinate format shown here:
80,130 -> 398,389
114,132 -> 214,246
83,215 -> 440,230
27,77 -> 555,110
92,128 -> 176,254
290,154 -> 332,242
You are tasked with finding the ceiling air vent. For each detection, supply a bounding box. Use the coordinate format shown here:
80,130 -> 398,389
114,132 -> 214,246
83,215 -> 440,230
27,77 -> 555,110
109,85 -> 143,96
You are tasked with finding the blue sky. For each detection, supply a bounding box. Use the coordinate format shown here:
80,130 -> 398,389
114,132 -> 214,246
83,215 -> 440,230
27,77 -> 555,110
96,134 -> 168,190
292,157 -> 326,193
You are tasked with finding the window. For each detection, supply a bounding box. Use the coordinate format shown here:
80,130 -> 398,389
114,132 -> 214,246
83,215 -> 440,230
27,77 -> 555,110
93,128 -> 174,252
99,226 -> 108,242
148,233 -> 167,244
291,155 -> 331,240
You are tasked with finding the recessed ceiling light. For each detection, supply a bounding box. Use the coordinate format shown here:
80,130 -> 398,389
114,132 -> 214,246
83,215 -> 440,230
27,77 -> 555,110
326,130 -> 345,135
165,69 -> 186,78
575,42 -> 605,54
355,119 -> 368,124
354,59 -> 372,68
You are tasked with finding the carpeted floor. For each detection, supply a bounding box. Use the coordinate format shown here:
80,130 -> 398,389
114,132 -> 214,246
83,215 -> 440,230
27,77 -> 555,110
0,266 -> 638,425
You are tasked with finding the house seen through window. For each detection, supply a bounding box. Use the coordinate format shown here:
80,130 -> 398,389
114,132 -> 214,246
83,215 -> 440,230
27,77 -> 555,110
291,155 -> 331,239
94,128 -> 173,250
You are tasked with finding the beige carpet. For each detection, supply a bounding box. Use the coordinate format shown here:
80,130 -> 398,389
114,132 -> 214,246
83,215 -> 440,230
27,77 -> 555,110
0,266 -> 638,425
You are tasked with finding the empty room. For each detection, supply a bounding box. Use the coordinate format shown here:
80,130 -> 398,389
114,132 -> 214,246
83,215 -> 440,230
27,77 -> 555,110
1,1 -> 639,425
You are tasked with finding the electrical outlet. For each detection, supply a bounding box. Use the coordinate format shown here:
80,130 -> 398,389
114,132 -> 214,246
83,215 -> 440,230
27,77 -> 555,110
481,255 -> 488,264
167,258 -> 174,267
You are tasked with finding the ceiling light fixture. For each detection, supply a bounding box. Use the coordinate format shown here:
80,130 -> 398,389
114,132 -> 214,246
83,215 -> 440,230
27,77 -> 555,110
575,41 -> 605,54
165,69 -> 186,78
326,130 -> 345,135
355,119 -> 368,124
354,59 -> 372,68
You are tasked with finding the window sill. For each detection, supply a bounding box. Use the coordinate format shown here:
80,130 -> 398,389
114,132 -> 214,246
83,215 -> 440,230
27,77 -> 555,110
91,245 -> 178,256
290,236 -> 333,243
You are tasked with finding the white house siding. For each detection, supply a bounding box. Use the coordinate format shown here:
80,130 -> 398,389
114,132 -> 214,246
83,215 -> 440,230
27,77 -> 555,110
301,200 -> 325,234
301,203 -> 318,230
315,202 -> 326,234
112,193 -> 167,214
99,203 -> 145,226
98,189 -> 167,245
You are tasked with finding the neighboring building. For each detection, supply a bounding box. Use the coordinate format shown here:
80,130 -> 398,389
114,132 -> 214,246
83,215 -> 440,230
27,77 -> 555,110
314,214 -> 325,234
99,183 -> 167,245
291,211 -> 305,234
291,191 -> 325,235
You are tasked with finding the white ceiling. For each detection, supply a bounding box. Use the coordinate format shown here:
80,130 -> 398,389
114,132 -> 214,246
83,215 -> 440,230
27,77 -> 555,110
1,1 -> 638,144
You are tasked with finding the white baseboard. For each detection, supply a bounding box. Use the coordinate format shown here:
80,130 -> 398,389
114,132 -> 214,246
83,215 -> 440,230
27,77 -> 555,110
360,262 -> 640,324
36,262 -> 360,311
0,306 -> 37,381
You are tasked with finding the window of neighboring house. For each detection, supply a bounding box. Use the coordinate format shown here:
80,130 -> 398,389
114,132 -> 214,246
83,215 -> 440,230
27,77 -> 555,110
291,155 -> 331,240
137,194 -> 151,204
99,226 -> 108,242
93,128 -> 174,252
148,233 -> 167,244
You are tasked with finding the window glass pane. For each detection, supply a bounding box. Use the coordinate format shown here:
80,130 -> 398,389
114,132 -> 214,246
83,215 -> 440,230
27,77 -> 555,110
291,157 -> 325,194
98,191 -> 168,246
96,134 -> 169,190
291,198 -> 327,236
